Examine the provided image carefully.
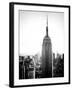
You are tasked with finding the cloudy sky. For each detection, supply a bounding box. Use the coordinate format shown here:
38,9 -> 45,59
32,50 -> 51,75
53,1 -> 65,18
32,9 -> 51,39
19,10 -> 64,56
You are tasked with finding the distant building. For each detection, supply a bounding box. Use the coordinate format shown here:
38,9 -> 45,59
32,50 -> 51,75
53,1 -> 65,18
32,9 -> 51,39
41,16 -> 52,78
53,53 -> 55,60
53,53 -> 64,77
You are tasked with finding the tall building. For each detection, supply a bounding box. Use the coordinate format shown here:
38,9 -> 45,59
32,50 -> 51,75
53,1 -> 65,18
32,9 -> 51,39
41,16 -> 52,78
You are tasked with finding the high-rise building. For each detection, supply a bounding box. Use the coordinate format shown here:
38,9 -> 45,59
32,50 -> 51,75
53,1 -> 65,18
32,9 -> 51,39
41,16 -> 52,78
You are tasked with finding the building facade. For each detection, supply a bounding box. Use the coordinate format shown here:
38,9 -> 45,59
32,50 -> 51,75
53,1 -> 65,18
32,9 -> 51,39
41,17 -> 53,78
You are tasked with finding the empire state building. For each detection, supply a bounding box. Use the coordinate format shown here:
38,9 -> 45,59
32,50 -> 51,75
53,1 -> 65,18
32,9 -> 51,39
41,16 -> 52,78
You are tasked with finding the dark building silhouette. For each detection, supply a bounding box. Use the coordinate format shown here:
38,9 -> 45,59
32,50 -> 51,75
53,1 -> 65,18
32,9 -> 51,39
19,56 -> 25,79
41,16 -> 52,78
53,53 -> 64,77
19,56 -> 35,79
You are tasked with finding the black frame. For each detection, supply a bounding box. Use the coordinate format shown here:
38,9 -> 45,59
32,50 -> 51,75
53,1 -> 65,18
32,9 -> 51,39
9,2 -> 70,88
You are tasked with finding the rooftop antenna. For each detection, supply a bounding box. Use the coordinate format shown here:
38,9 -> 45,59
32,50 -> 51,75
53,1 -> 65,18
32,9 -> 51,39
46,15 -> 48,37
47,15 -> 48,27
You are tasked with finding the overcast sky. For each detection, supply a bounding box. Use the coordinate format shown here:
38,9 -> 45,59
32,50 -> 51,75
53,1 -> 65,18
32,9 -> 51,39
19,10 -> 64,56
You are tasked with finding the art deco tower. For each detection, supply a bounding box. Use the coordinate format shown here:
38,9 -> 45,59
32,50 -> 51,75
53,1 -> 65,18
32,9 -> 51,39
41,16 -> 52,78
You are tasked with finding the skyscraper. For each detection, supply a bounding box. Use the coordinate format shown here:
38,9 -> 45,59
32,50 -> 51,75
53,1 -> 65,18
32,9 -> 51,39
41,16 -> 52,78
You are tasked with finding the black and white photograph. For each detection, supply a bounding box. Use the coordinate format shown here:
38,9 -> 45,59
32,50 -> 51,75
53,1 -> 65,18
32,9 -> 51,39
9,2 -> 70,87
19,11 -> 64,79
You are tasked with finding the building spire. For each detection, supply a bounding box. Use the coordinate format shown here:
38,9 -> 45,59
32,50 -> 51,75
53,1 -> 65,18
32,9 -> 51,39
46,16 -> 48,37
47,16 -> 48,27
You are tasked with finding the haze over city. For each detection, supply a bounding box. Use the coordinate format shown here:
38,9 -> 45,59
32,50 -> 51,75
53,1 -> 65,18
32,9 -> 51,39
19,11 -> 64,56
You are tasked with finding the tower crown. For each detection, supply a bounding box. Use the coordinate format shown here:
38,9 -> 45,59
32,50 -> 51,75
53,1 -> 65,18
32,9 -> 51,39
43,16 -> 51,43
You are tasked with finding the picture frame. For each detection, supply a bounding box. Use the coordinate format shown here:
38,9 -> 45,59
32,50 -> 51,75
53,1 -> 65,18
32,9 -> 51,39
9,2 -> 70,87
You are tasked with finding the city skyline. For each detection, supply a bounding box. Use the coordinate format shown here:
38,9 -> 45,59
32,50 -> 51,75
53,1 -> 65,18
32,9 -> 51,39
19,11 -> 64,56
